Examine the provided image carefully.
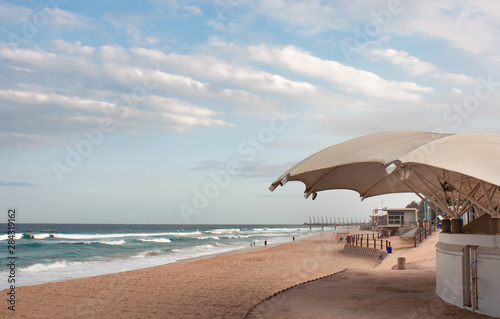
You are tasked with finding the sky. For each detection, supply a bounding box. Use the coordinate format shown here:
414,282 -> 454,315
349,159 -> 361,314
2,0 -> 500,224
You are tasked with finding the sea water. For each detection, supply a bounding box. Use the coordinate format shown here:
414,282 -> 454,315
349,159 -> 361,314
0,224 -> 334,289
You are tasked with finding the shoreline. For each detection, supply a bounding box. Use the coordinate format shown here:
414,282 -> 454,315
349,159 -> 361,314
1,228 -> 379,318
3,224 -> 334,290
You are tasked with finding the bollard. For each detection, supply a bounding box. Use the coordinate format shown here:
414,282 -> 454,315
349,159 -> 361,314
397,257 -> 406,270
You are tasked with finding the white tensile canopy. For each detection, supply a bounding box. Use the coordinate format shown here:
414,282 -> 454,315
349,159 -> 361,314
269,131 -> 500,219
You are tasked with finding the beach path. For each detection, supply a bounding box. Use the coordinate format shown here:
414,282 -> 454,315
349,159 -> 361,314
247,230 -> 492,319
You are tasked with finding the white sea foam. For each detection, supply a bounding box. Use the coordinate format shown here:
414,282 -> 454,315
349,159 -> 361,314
139,238 -> 171,243
196,236 -> 220,240
22,260 -> 75,272
132,250 -> 163,258
99,240 -> 126,245
44,231 -> 201,240
0,233 -> 22,241
207,228 -> 241,234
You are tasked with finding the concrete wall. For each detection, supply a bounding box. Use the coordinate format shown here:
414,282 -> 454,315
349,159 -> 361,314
436,233 -> 500,317
435,242 -> 463,306
404,210 -> 417,224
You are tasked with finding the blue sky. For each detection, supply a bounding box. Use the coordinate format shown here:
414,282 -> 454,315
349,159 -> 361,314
2,0 -> 500,224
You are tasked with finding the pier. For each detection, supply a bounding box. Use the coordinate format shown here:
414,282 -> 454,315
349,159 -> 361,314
304,216 -> 370,230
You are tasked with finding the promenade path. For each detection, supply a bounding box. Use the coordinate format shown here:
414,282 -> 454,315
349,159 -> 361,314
247,230 -> 492,319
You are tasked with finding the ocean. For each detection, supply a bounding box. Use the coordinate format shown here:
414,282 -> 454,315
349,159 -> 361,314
0,223 -> 333,289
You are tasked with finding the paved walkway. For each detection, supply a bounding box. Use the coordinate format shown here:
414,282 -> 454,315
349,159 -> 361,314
246,231 -> 493,319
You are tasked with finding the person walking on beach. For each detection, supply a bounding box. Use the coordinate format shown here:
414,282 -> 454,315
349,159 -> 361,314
264,239 -> 267,246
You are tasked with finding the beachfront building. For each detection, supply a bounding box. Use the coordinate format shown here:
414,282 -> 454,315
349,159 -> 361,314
436,214 -> 500,317
370,208 -> 417,227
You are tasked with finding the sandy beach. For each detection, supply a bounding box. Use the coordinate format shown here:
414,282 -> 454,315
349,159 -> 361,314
1,230 -> 380,319
247,229 -> 490,319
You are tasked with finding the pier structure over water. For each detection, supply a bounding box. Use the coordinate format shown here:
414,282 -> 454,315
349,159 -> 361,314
304,216 -> 370,230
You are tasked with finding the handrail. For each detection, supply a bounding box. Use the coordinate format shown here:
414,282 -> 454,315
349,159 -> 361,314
413,224 -> 437,247
345,233 -> 391,250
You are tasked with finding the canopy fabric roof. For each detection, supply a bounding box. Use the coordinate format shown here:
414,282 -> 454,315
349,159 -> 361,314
270,131 -> 500,219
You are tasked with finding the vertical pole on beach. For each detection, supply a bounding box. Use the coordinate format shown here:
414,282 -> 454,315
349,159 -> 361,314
414,236 -> 416,247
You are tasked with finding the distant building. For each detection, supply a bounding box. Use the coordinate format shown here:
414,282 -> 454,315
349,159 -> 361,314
370,208 -> 418,228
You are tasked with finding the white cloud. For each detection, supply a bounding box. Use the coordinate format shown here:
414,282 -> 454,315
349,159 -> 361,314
432,72 -> 474,85
51,39 -> 96,56
46,8 -> 94,29
0,88 -> 232,140
0,2 -> 33,23
248,44 -> 433,100
256,0 -> 349,34
371,49 -> 436,75
98,45 -> 130,62
391,1 -> 500,55
130,47 -> 320,98
371,48 -> 475,84
253,1 -> 500,57
0,43 -> 292,121
0,4 -> 93,29
0,46 -> 100,77
184,5 -> 202,16
131,46 -> 372,111
145,37 -> 159,44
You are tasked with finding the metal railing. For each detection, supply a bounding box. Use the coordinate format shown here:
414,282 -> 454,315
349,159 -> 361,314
413,224 -> 437,247
346,233 -> 391,250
